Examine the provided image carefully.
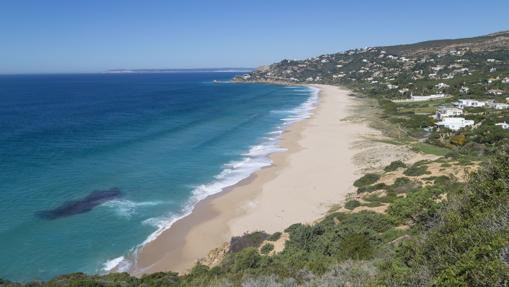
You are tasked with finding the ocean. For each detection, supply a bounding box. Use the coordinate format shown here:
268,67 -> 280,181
0,72 -> 317,281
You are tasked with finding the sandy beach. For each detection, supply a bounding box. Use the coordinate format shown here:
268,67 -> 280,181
130,84 -> 388,275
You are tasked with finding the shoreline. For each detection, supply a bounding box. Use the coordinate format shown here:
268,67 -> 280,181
128,84 -> 385,275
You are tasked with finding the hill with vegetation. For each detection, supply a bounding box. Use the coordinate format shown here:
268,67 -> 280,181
3,148 -> 509,286
3,30 -> 509,287
235,30 -> 509,160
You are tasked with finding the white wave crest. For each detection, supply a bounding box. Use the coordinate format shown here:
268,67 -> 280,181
103,199 -> 166,218
101,85 -> 319,272
103,256 -> 131,272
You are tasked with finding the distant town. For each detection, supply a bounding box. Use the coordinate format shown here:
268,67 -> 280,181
237,31 -> 509,154
106,68 -> 254,74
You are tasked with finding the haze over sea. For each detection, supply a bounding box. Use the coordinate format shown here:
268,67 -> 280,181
0,72 -> 316,281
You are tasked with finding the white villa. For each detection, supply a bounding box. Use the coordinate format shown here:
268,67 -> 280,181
487,89 -> 504,96
488,102 -> 509,110
460,86 -> 470,94
496,122 -> 509,130
435,106 -> 463,120
435,82 -> 450,89
436,117 -> 475,131
455,99 -> 487,108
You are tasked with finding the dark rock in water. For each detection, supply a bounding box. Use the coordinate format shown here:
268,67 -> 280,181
36,187 -> 122,220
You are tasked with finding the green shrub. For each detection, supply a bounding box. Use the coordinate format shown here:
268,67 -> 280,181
357,182 -> 387,193
384,160 -> 407,172
353,173 -> 380,187
387,186 -> 445,224
260,243 -> 274,255
267,232 -> 282,242
450,134 -> 466,145
337,232 -> 376,260
229,231 -> 269,253
388,177 -> 420,194
344,200 -> 361,210
404,164 -> 429,176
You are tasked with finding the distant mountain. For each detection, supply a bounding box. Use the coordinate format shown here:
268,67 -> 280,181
235,29 -> 509,88
106,68 -> 254,74
382,29 -> 509,56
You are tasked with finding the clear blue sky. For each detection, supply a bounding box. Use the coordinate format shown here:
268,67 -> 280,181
1,0 -> 508,74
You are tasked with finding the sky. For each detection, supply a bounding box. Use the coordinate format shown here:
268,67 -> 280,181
1,0 -> 509,74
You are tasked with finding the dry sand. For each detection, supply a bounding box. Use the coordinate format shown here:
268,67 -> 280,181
130,84 -> 394,275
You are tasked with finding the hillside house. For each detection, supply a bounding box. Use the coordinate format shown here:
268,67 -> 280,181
455,99 -> 487,108
460,86 -> 470,94
487,89 -> 504,96
435,82 -> 450,89
436,117 -> 475,131
493,103 -> 509,110
410,93 -> 447,101
435,106 -> 463,120
496,122 -> 509,129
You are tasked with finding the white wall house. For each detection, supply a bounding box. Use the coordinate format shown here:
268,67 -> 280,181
435,106 -> 463,120
496,122 -> 509,129
455,99 -> 487,108
489,102 -> 509,110
435,82 -> 450,89
410,93 -> 447,102
436,117 -> 475,131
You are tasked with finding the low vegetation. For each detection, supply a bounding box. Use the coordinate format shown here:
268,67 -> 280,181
5,147 -> 509,286
353,173 -> 380,187
403,162 -> 430,176
383,160 -> 406,172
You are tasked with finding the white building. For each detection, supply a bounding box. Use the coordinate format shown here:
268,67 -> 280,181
435,82 -> 450,89
455,99 -> 487,108
496,122 -> 509,129
487,89 -> 504,96
493,103 -> 509,110
460,86 -> 470,94
436,117 -> 475,131
435,106 -> 463,120
410,93 -> 447,102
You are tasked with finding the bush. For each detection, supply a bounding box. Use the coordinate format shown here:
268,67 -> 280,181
353,173 -> 381,187
260,243 -> 274,255
267,232 -> 282,242
381,146 -> 509,286
450,134 -> 466,145
404,164 -> 429,176
229,231 -> 269,253
344,200 -> 361,210
388,177 -> 420,194
357,182 -> 387,193
384,160 -> 407,172
387,186 -> 445,225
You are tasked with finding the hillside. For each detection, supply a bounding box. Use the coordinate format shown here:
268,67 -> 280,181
3,30 -> 509,287
383,30 -> 509,56
235,30 -> 509,90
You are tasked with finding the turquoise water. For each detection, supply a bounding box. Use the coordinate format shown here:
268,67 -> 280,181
0,73 -> 317,281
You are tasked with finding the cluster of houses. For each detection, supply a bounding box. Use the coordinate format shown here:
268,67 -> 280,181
434,99 -> 509,131
237,41 -> 509,135
434,105 -> 474,131
455,99 -> 509,110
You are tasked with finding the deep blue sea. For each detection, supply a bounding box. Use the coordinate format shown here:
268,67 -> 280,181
0,72 -> 317,281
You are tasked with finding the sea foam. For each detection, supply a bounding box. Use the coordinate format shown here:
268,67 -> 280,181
102,86 -> 319,273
